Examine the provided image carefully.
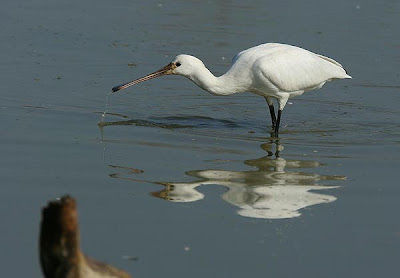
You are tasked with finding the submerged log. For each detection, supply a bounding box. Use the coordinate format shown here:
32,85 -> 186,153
39,195 -> 131,278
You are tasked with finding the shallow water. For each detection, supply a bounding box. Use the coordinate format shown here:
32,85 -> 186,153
1,0 -> 400,277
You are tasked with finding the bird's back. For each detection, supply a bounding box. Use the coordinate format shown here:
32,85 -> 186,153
230,43 -> 351,93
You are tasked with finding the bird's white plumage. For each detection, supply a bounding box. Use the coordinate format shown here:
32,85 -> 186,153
172,43 -> 350,105
227,43 -> 350,96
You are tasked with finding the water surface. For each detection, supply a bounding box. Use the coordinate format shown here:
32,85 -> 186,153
1,0 -> 399,277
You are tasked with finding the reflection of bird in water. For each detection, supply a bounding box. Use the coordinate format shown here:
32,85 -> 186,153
112,43 -> 351,136
152,142 -> 346,219
223,184 -> 339,219
152,183 -> 205,203
39,196 -> 131,278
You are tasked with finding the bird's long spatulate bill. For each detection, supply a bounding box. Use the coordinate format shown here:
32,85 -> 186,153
112,63 -> 174,93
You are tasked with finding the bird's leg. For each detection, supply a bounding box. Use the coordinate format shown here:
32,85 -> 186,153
274,110 -> 282,136
274,95 -> 289,137
264,97 -> 276,129
269,105 -> 277,128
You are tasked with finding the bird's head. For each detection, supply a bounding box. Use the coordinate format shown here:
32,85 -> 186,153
112,54 -> 204,93
170,54 -> 205,77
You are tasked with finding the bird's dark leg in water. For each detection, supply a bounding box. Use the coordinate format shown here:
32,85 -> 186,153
274,110 -> 282,137
269,105 -> 277,129
265,97 -> 277,130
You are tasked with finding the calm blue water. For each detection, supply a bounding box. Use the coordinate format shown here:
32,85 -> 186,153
1,0 -> 399,277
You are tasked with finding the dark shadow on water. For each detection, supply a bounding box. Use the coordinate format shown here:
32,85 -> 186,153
98,112 -> 239,130
98,118 -> 193,129
150,115 -> 239,128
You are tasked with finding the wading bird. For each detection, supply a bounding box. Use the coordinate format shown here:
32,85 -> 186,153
112,43 -> 351,136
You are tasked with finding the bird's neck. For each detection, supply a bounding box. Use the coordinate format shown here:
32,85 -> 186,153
187,66 -> 242,96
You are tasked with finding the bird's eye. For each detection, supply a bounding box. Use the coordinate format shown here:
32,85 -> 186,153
176,62 -> 181,67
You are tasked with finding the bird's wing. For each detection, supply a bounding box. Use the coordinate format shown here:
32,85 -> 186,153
232,43 -> 283,64
315,53 -> 348,68
254,46 -> 349,92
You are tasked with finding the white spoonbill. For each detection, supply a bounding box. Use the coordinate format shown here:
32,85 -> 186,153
112,43 -> 351,135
